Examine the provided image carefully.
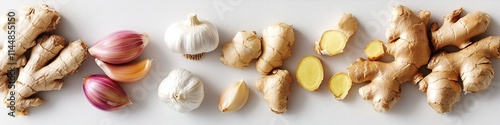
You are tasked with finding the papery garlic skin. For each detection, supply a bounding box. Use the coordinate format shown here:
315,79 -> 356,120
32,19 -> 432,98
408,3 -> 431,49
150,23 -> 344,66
219,80 -> 249,112
158,68 -> 204,113
164,13 -> 219,60
83,74 -> 132,111
89,30 -> 149,64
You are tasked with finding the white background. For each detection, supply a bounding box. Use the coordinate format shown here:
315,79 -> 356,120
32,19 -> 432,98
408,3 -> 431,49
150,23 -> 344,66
1,0 -> 500,125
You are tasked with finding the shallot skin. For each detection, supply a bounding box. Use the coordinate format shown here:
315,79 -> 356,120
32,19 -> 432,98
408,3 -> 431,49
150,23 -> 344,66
83,74 -> 132,111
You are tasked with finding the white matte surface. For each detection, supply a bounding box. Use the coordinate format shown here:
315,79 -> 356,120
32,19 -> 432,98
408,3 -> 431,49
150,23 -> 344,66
1,0 -> 500,125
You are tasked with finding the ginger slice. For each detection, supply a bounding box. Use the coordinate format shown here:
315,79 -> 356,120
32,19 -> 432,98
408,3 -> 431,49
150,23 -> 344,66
364,40 -> 385,61
296,56 -> 324,91
314,13 -> 357,56
328,72 -> 352,100
316,30 -> 348,56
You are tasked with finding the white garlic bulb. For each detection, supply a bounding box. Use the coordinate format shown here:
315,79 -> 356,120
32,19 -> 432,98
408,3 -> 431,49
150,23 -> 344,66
164,13 -> 219,60
158,68 -> 204,113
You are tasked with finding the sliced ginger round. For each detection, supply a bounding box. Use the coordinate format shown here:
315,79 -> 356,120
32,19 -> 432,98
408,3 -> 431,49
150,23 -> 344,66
328,72 -> 352,100
364,40 -> 385,61
317,30 -> 348,56
314,13 -> 357,56
296,56 -> 324,91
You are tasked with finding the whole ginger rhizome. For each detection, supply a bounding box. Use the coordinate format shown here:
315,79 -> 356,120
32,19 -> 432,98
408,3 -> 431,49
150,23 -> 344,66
1,5 -> 87,116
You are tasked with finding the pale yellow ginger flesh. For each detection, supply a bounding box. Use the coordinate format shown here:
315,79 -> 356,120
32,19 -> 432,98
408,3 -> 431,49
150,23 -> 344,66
220,31 -> 262,69
0,4 -> 61,92
296,56 -> 323,91
316,30 -> 347,56
314,13 -> 357,56
431,7 -> 490,50
328,72 -> 352,100
419,8 -> 496,114
256,23 -> 295,75
6,35 -> 87,116
364,40 -> 385,61
347,5 -> 431,112
256,69 -> 292,114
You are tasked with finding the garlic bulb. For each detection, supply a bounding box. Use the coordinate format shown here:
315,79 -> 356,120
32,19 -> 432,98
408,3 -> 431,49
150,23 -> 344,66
164,13 -> 219,60
158,68 -> 204,113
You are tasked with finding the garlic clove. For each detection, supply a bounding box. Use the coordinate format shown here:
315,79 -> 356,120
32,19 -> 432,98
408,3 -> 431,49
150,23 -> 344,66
89,30 -> 149,64
164,13 -> 219,60
96,58 -> 152,83
158,68 -> 204,113
219,80 -> 249,113
83,74 -> 132,111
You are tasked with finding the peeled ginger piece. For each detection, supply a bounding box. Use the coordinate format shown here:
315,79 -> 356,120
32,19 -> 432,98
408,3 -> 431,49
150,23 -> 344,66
328,72 -> 352,100
296,56 -> 324,91
364,40 -> 385,61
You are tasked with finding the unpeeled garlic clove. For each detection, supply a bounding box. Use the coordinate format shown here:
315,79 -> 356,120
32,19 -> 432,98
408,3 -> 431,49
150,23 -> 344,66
219,80 -> 249,112
83,74 -> 132,111
96,58 -> 152,83
89,30 -> 149,64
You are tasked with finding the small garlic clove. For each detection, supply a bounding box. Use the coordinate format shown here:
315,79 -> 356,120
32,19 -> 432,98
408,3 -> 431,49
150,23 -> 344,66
96,59 -> 152,83
83,74 -> 132,111
89,30 -> 149,64
219,80 -> 249,112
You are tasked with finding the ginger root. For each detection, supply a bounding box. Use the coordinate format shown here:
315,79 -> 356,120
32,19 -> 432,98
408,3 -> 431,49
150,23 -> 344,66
364,40 -> 385,61
256,23 -> 295,75
0,4 -> 61,92
296,56 -> 324,91
419,8 -> 497,114
314,13 -> 357,56
8,35 -> 87,116
256,69 -> 292,114
328,72 -> 352,100
430,8 -> 490,50
347,5 -> 431,112
1,5 -> 87,116
220,31 -> 262,69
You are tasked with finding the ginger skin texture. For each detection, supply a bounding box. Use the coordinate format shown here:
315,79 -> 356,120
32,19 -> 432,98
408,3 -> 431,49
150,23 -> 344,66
430,8 -> 490,51
419,8 -> 497,114
1,5 -> 87,116
0,5 -> 61,92
256,69 -> 292,114
8,35 -> 87,116
256,23 -> 295,75
220,31 -> 262,69
347,5 -> 431,112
